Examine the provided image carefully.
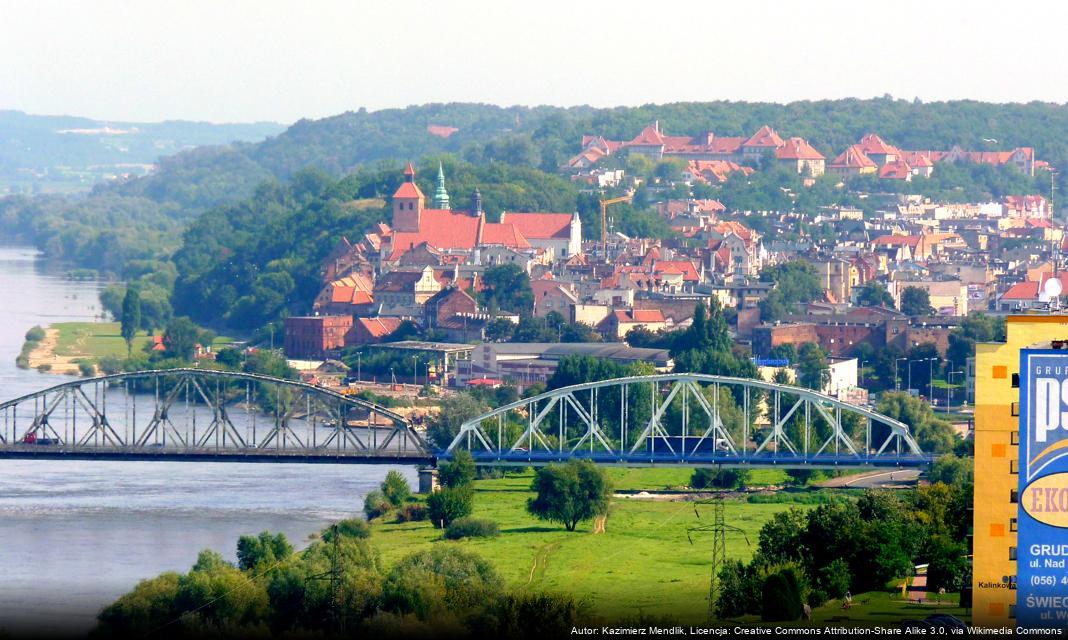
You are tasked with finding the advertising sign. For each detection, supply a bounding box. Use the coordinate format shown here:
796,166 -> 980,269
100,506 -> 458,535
1018,350 -> 1068,627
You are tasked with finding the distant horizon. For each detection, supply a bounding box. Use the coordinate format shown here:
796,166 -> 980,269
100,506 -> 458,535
4,0 -> 1068,123
8,95 -> 1068,129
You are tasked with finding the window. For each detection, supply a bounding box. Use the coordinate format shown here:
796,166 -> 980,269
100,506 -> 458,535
1011,431 -> 1020,445
1009,604 -> 1016,619
1010,518 -> 1018,532
1011,489 -> 1019,503
1010,459 -> 1019,475
1011,373 -> 1020,388
1009,546 -> 1017,561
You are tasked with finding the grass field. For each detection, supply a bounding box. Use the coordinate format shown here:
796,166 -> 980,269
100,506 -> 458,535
51,322 -> 233,361
366,470 -> 968,625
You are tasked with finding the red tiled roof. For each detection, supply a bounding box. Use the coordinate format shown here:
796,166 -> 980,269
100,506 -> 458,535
775,137 -> 824,160
499,212 -> 574,240
356,317 -> 402,338
872,235 -> 921,247
857,133 -> 899,156
628,124 -> 666,146
652,260 -> 701,282
743,125 -> 784,148
1001,281 -> 1039,300
613,308 -> 666,323
393,181 -> 424,200
387,209 -> 482,260
830,145 -> 877,169
481,222 -> 531,248
878,160 -> 912,180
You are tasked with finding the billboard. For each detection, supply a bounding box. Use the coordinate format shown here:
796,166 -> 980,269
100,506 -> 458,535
1018,349 -> 1068,627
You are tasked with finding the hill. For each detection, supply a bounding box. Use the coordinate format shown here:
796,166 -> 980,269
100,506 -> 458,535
0,110 -> 284,194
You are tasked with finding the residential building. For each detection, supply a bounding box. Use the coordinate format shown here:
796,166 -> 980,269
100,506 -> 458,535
283,316 -> 353,359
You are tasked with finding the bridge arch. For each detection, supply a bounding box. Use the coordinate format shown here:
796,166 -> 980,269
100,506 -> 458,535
0,368 -> 426,459
445,373 -> 929,468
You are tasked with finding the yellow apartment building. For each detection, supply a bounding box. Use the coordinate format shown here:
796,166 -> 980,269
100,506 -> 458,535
972,314 -> 1068,625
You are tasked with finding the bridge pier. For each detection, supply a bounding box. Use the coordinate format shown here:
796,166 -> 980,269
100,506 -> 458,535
418,466 -> 439,494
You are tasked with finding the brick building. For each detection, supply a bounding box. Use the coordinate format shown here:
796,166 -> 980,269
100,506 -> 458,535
284,316 -> 353,359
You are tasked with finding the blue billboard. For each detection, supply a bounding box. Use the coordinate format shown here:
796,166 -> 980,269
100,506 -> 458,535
1018,350 -> 1068,627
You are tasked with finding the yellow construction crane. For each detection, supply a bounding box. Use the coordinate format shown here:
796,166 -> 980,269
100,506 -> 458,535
600,194 -> 633,253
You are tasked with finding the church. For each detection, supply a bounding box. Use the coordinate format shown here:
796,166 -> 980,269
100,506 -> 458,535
380,163 -> 582,268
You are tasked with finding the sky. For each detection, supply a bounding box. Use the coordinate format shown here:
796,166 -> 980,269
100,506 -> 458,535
1,0 -> 1066,125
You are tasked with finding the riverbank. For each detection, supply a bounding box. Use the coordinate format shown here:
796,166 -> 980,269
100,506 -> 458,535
20,321 -> 232,375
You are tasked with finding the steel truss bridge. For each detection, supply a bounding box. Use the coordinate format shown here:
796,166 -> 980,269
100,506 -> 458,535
0,369 -> 430,464
0,370 -> 933,468
445,373 -> 933,469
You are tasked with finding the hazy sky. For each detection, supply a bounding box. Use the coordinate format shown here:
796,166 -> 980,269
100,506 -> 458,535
2,0 -> 1066,124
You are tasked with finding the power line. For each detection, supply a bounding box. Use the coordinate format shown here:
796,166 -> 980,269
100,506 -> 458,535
688,495 -> 749,623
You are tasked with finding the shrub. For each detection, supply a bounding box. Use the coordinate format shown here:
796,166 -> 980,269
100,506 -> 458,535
78,361 -> 96,377
438,450 -> 476,488
761,568 -> 804,621
527,459 -> 612,531
396,503 -> 429,523
37,363 -> 52,372
691,467 -> 749,490
715,560 -> 762,618
98,355 -> 124,376
820,558 -> 851,599
381,470 -> 412,506
444,517 -> 499,540
476,466 -> 505,480
324,518 -> 371,540
25,326 -> 46,342
363,490 -> 392,520
426,486 -> 474,528
383,546 -> 502,618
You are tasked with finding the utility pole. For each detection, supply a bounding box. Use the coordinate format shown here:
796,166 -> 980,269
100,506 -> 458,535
307,524 -> 343,634
688,496 -> 749,623
600,194 -> 633,255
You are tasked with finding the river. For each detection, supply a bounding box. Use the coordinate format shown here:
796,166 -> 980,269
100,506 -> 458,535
0,246 -> 415,637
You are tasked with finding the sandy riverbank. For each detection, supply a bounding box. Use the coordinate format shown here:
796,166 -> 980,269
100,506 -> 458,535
26,327 -> 86,375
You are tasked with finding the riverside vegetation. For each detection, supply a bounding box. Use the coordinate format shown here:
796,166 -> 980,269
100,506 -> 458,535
92,453 -> 972,637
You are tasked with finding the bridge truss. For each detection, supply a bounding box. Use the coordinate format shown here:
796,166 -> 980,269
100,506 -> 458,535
0,368 -> 429,463
446,373 -> 931,468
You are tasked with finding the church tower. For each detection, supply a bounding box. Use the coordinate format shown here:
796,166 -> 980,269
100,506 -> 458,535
392,162 -> 424,232
432,162 -> 451,210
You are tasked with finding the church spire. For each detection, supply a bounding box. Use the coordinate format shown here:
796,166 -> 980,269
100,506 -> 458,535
432,161 -> 451,210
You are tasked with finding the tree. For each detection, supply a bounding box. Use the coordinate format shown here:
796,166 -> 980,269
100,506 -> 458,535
426,394 -> 489,449
236,531 -> 293,572
527,459 -> 612,531
947,313 -> 1005,369
796,343 -> 829,391
928,453 -> 974,488
876,391 -> 959,453
120,287 -> 141,356
856,282 -> 894,308
690,467 -> 749,490
767,343 -> 796,364
761,568 -> 804,621
925,535 -> 969,594
481,264 -> 534,315
383,546 -> 502,619
438,450 -> 476,489
162,316 -> 199,361
381,470 -> 412,506
426,486 -> 474,528
715,560 -> 762,618
900,286 -> 934,316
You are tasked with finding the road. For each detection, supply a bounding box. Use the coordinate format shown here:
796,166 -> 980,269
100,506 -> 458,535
819,468 -> 921,489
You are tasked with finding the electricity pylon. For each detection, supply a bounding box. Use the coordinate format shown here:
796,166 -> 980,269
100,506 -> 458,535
688,496 -> 749,623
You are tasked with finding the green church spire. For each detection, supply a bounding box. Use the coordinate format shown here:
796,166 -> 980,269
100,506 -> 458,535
432,162 -> 451,210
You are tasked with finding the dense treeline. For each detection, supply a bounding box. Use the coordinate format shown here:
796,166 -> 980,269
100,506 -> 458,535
4,99 -> 1066,273
171,161 -> 580,331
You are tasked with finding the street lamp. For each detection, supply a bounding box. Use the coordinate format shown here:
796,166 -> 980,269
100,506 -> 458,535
859,360 -> 867,387
947,370 -> 964,412
894,357 -> 908,391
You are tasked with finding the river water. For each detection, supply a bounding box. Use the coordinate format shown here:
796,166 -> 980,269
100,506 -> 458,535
0,246 -> 415,637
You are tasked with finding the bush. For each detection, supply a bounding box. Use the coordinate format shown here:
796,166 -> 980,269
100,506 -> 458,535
78,361 -> 96,377
715,560 -> 762,618
426,486 -> 474,528
381,470 -> 412,506
443,517 -> 499,540
25,326 -> 46,342
761,569 -> 804,621
383,546 -> 502,618
438,450 -> 476,489
37,363 -> 52,372
363,490 -> 392,520
323,518 -> 371,541
396,503 -> 429,523
819,558 -> 851,599
98,355 -> 124,376
691,467 -> 749,490
476,466 -> 505,480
